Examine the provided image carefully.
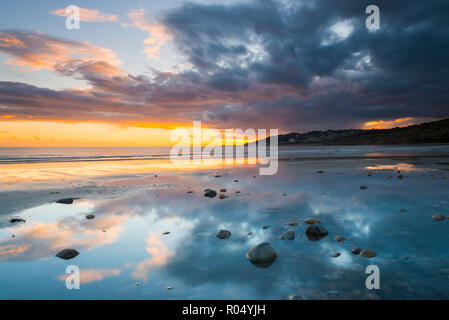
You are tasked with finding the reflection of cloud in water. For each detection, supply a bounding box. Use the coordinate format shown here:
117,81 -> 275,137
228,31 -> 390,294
0,211 -> 130,261
58,268 -> 121,284
132,233 -> 174,281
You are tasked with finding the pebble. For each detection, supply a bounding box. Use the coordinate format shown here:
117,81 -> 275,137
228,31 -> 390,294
279,230 -> 295,240
246,242 -> 277,266
360,185 -> 368,190
204,189 -> 217,198
359,249 -> 377,258
305,224 -> 328,241
86,214 -> 95,220
10,218 -> 26,223
334,235 -> 346,242
216,230 -> 231,239
329,252 -> 341,258
304,218 -> 321,225
351,247 -> 362,255
55,248 -> 79,260
432,214 -> 446,221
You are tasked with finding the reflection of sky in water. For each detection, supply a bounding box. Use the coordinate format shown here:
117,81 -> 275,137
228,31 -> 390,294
1,161 -> 449,299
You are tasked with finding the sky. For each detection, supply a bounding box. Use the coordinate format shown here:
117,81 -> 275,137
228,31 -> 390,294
0,0 -> 448,147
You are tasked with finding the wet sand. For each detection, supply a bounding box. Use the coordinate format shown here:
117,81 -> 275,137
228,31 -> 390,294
1,147 -> 449,299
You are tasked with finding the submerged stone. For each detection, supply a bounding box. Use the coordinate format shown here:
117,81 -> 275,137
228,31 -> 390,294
86,214 -> 95,220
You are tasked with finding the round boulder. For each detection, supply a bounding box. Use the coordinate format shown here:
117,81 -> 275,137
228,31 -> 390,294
216,230 -> 231,239
305,224 -> 328,241
279,230 -> 295,240
246,242 -> 277,268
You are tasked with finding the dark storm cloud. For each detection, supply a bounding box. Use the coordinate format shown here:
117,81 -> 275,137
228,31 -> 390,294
162,0 -> 449,129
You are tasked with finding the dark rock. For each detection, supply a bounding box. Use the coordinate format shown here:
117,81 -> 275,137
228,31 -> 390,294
432,214 -> 446,221
279,230 -> 295,240
162,232 -> 170,235
86,214 -> 95,220
220,189 -> 226,192
304,218 -> 321,225
246,242 -> 277,268
360,249 -> 377,258
360,185 -> 368,190
55,249 -> 79,260
305,224 -> 328,241
334,235 -> 346,242
351,247 -> 362,255
204,189 -> 217,198
56,198 -> 75,204
218,194 -> 229,199
214,175 -> 221,178
329,252 -> 341,258
10,218 -> 26,223
262,225 -> 271,229
216,230 -> 231,239
187,191 -> 194,193
316,170 -> 324,174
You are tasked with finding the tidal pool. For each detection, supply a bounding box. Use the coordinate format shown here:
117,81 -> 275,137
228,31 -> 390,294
1,153 -> 449,299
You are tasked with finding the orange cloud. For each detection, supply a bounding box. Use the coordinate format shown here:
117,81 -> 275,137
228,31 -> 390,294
0,30 -> 121,74
125,7 -> 172,60
51,7 -> 119,23
363,117 -> 419,129
132,233 -> 174,281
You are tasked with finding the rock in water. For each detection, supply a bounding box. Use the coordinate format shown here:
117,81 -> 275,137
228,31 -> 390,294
432,214 -> 446,222
329,252 -> 341,258
218,194 -> 229,199
204,189 -> 217,198
55,249 -> 79,260
57,198 -> 75,204
360,185 -> 368,190
351,247 -> 362,255
288,221 -> 299,226
10,218 -> 26,223
220,189 -> 227,192
216,230 -> 231,239
360,249 -> 377,258
279,230 -> 295,240
304,218 -> 321,225
305,224 -> 328,241
287,294 -> 303,300
246,242 -> 277,268
86,214 -> 95,220
334,235 -> 346,242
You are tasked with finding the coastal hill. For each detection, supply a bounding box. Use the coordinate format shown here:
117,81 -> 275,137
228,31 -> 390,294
252,118 -> 449,145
